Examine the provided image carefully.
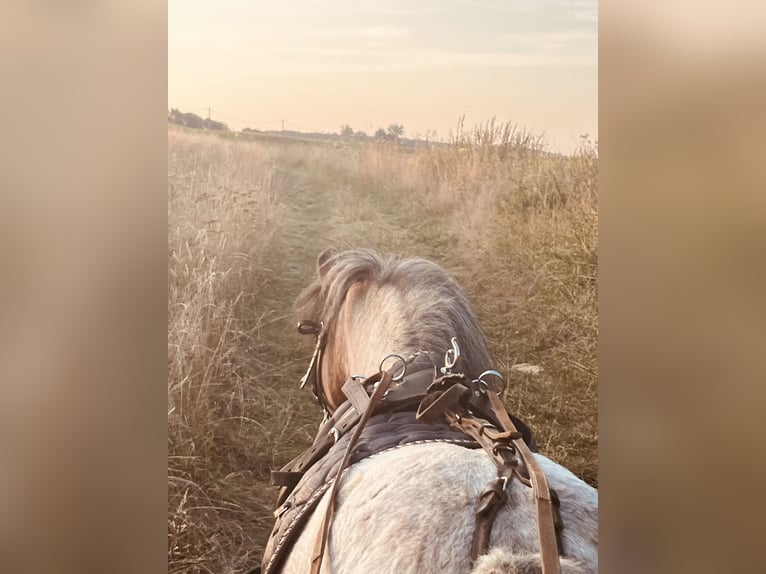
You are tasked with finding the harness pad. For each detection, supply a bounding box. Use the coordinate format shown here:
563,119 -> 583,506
261,411 -> 478,574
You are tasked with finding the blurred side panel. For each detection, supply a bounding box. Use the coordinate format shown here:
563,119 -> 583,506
601,1 -> 766,572
0,2 -> 167,574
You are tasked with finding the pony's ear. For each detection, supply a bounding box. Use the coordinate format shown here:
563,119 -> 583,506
317,248 -> 338,280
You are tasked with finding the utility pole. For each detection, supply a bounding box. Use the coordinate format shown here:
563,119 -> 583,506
281,118 -> 284,132
208,107 -> 211,120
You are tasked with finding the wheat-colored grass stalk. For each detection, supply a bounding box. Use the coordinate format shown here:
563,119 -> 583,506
168,128 -> 282,574
324,122 -> 599,482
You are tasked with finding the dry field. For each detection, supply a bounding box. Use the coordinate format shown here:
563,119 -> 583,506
167,122 -> 598,574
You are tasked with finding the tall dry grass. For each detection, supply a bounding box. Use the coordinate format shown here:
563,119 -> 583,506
333,119 -> 599,483
168,127 -> 281,574
167,120 -> 598,573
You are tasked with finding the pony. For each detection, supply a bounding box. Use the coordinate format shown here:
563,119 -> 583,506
267,249 -> 597,574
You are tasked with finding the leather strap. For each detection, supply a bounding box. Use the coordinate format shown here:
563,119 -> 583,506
487,391 -> 561,574
273,404 -> 361,506
471,477 -> 509,560
415,378 -> 561,572
269,471 -> 302,491
310,371 -> 395,574
415,383 -> 471,423
341,377 -> 371,416
298,321 -> 329,410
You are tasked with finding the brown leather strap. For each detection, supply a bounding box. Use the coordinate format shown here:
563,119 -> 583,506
471,477 -> 509,560
310,371 -> 395,574
487,391 -> 561,574
298,322 -> 328,407
415,383 -> 471,423
341,377 -> 371,416
269,471 -> 302,491
416,382 -> 526,479
273,405 -> 361,506
416,379 -> 561,571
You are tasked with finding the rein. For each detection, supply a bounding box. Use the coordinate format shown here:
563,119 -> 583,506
290,325 -> 562,574
310,370 -> 396,574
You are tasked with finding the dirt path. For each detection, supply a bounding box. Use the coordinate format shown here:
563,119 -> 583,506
258,156 -> 459,348
243,147 -> 478,562
250,153 -> 460,462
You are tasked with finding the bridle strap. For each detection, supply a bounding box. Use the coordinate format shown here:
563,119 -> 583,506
298,321 -> 330,413
471,476 -> 508,560
487,391 -> 561,574
416,378 -> 562,572
310,370 -> 395,574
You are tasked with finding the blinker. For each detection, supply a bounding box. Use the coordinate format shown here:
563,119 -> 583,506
297,320 -> 322,336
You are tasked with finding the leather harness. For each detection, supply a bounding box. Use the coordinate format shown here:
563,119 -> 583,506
259,326 -> 563,574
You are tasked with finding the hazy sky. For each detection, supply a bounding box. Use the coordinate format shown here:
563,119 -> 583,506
169,0 -> 597,152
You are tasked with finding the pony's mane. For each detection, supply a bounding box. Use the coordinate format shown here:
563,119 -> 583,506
294,249 -> 493,377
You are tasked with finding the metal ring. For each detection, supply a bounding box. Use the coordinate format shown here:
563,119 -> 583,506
477,369 -> 506,393
379,353 -> 407,382
472,378 -> 490,394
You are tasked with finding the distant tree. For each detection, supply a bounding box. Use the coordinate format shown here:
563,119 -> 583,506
202,117 -> 229,131
386,123 -> 404,140
354,130 -> 368,140
339,124 -> 354,138
169,108 -> 205,129
374,127 -> 387,140
168,108 -> 228,130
